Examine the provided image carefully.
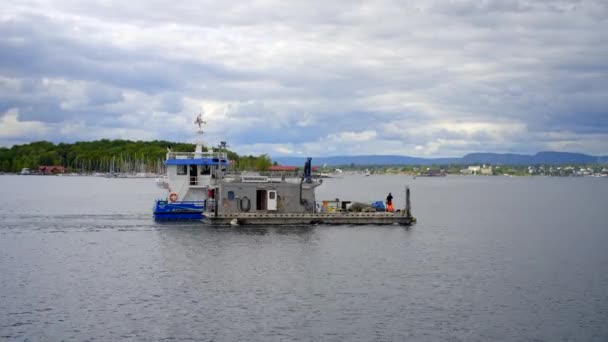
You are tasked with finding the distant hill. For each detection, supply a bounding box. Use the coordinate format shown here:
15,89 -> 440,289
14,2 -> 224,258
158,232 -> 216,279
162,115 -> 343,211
459,152 -> 600,165
273,152 -> 608,166
273,155 -> 456,166
597,156 -> 608,163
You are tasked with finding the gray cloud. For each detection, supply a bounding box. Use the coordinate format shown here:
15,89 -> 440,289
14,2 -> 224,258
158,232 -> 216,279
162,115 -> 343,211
0,0 -> 607,156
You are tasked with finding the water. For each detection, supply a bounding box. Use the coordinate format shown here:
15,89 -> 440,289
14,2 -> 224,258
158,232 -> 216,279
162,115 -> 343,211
1,175 -> 607,341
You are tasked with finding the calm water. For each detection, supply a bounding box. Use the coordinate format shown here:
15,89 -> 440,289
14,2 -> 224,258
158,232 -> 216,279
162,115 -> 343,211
1,175 -> 607,341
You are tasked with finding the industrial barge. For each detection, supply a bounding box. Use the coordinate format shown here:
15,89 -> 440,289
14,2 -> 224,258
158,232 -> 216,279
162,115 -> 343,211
153,115 -> 414,226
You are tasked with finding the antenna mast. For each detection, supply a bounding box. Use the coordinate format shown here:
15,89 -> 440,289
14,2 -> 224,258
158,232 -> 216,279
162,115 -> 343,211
194,111 -> 206,158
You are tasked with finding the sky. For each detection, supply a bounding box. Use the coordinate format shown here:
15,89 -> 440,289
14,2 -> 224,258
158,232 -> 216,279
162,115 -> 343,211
1,0 -> 607,157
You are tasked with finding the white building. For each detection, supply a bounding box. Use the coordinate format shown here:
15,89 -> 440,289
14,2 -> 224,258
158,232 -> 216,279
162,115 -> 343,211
462,165 -> 493,175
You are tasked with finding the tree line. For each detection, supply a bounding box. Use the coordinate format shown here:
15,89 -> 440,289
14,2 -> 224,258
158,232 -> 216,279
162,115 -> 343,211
0,140 -> 272,173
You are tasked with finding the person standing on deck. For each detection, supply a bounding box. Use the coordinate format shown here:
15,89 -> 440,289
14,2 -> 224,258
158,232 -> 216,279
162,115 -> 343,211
386,192 -> 394,212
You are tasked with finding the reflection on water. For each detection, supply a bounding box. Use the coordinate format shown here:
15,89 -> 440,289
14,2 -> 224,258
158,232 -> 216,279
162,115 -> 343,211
1,175 -> 607,341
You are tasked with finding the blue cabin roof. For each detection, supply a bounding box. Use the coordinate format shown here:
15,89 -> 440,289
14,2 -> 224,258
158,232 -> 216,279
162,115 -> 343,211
165,158 -> 229,166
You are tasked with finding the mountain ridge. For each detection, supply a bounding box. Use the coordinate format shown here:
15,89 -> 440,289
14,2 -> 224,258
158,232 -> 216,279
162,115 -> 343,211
273,152 -> 608,166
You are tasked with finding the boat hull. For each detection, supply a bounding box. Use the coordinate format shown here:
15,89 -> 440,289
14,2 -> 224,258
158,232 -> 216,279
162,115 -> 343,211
153,200 -> 206,221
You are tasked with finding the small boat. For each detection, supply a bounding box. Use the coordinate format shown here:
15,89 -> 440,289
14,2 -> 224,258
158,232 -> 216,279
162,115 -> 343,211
155,176 -> 169,189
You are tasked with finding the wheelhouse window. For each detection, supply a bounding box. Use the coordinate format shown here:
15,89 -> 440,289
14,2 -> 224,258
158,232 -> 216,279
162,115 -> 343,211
177,165 -> 187,175
200,165 -> 211,175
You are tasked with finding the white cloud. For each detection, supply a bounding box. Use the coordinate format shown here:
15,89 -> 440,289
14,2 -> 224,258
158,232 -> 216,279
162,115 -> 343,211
328,130 -> 377,143
0,108 -> 49,140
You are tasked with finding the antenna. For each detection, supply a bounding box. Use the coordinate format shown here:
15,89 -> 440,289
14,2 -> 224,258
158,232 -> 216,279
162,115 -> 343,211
220,104 -> 231,156
194,111 -> 206,132
193,111 -> 206,157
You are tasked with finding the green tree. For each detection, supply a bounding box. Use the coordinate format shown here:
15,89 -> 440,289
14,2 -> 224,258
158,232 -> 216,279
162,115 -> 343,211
254,154 -> 272,171
39,151 -> 60,166
0,139 -> 274,173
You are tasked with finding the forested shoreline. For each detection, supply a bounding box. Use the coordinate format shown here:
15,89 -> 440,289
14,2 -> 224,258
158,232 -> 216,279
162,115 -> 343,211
0,140 -> 272,173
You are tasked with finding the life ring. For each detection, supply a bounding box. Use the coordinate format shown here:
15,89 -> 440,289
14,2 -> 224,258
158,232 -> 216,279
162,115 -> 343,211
168,193 -> 178,202
240,196 -> 251,212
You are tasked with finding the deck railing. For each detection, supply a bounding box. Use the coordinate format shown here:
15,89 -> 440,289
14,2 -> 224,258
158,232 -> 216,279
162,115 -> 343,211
167,151 -> 228,160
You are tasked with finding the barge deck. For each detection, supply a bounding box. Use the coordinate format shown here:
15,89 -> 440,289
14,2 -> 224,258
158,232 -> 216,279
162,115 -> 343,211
205,212 -> 415,226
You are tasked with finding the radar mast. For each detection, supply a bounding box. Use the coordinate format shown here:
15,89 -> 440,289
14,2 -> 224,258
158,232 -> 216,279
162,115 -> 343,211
194,112 -> 206,158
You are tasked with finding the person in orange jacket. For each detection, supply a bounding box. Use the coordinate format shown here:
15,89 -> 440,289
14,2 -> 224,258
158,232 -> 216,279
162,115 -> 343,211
386,192 -> 394,212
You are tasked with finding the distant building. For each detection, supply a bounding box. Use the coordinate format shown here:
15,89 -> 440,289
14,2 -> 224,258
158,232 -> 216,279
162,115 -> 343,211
424,168 -> 446,177
469,166 -> 481,173
461,165 -> 492,175
269,165 -> 320,172
39,165 -> 65,175
269,165 -> 298,172
462,166 -> 481,175
480,166 -> 493,175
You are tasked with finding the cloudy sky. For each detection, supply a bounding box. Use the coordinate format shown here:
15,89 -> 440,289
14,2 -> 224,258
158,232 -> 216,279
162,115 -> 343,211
1,0 -> 607,157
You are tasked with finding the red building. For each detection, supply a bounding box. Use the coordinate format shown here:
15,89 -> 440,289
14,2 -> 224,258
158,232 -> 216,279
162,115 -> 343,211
39,165 -> 66,175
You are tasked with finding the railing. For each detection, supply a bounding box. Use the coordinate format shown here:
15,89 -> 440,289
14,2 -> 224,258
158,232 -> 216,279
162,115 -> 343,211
223,170 -> 319,179
221,173 -> 311,184
167,151 -> 228,160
